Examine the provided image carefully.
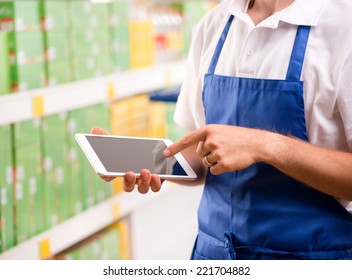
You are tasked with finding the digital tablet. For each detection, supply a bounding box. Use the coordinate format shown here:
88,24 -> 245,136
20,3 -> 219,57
75,133 -> 197,180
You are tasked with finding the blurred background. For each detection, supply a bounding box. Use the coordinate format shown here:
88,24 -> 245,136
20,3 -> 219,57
0,0 -> 220,260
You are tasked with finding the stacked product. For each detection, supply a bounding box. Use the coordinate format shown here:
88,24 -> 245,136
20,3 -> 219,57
41,113 -> 70,228
149,88 -> 187,142
0,32 -> 10,95
110,94 -> 150,193
0,1 -> 45,92
129,5 -> 156,68
66,104 -> 111,215
181,0 -> 217,54
13,118 -> 44,243
0,125 -> 15,252
55,221 -> 130,260
41,0 -> 71,86
109,0 -> 130,72
69,1 -> 112,81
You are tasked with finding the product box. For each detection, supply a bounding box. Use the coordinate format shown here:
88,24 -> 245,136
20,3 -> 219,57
109,0 -> 129,27
44,31 -> 70,62
148,101 -> 166,138
129,21 -> 155,69
8,31 -> 45,92
71,54 -> 112,81
111,99 -> 131,136
181,2 -> 210,54
70,28 -> 111,57
13,118 -> 41,148
14,141 -> 43,243
110,27 -> 130,72
42,137 -> 68,228
41,113 -> 69,225
69,1 -> 109,30
11,62 -> 46,92
41,113 -> 67,140
0,1 -> 41,32
109,0 -> 130,71
40,0 -> 69,31
8,31 -> 44,65
66,108 -> 90,215
86,104 -> 112,202
0,125 -> 15,252
46,60 -> 71,86
0,32 -> 10,95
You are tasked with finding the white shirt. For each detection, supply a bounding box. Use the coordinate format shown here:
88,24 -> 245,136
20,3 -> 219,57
174,0 -> 352,211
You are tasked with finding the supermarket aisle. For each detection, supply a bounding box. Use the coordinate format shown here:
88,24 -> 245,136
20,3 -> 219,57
0,0 -> 218,260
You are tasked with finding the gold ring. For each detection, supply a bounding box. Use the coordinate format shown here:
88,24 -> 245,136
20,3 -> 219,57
205,155 -> 216,167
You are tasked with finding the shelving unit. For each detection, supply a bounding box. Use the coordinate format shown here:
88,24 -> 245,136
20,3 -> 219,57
0,183 -> 178,260
0,60 -> 188,260
0,60 -> 186,126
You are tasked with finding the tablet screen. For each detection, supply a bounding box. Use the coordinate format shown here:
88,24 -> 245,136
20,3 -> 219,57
85,135 -> 188,176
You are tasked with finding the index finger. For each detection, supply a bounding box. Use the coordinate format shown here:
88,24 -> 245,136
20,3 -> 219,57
163,128 -> 207,157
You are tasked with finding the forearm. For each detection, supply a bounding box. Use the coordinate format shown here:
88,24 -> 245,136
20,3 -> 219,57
260,132 -> 352,200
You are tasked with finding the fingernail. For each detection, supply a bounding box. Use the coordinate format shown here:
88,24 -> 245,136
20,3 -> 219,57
163,149 -> 170,157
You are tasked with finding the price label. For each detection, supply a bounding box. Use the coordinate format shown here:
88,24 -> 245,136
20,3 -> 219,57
32,95 -> 44,117
112,202 -> 120,220
107,81 -> 116,100
39,237 -> 51,260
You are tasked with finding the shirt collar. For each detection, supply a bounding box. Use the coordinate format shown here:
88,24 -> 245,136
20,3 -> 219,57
228,0 -> 329,27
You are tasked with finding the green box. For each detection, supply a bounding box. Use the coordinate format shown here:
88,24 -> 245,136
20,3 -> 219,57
101,228 -> 120,260
14,118 -> 41,147
109,0 -> 129,28
8,31 -> 45,92
0,124 -> 12,151
40,0 -> 69,31
0,32 -> 10,95
44,31 -> 70,62
42,113 -> 67,140
0,126 -> 15,252
165,102 -> 187,142
12,62 -> 46,92
42,137 -> 69,228
111,48 -> 130,72
0,1 -> 41,32
46,60 -> 71,86
71,54 -> 112,81
8,31 -> 44,65
70,28 -> 111,57
182,2 -> 209,54
14,142 -> 43,243
69,1 -> 109,30
66,108 -> 89,216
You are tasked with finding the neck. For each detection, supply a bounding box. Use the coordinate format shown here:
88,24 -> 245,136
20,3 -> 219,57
248,0 -> 294,25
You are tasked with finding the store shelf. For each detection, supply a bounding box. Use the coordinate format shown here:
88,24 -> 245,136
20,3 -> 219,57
0,183 -> 178,260
0,60 -> 186,126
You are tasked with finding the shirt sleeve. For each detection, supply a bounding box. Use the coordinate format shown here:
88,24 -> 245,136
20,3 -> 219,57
336,51 -> 352,151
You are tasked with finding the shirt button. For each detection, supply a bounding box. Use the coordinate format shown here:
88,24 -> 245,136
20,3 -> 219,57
247,49 -> 254,56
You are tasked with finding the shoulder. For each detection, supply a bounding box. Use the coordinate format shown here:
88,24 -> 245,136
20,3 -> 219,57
311,0 -> 352,61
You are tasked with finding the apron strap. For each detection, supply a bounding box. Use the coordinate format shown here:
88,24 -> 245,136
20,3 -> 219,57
207,15 -> 234,74
286,25 -> 311,81
208,15 -> 311,81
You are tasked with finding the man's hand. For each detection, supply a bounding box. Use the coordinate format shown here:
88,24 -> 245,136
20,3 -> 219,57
163,124 -> 269,175
91,127 -> 162,193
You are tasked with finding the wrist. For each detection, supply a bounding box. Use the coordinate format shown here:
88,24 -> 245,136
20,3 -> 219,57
256,130 -> 289,166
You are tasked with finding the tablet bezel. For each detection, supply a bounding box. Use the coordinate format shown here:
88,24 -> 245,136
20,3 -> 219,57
75,133 -> 197,180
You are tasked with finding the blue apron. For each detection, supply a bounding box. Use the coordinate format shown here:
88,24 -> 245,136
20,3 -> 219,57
191,15 -> 352,260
